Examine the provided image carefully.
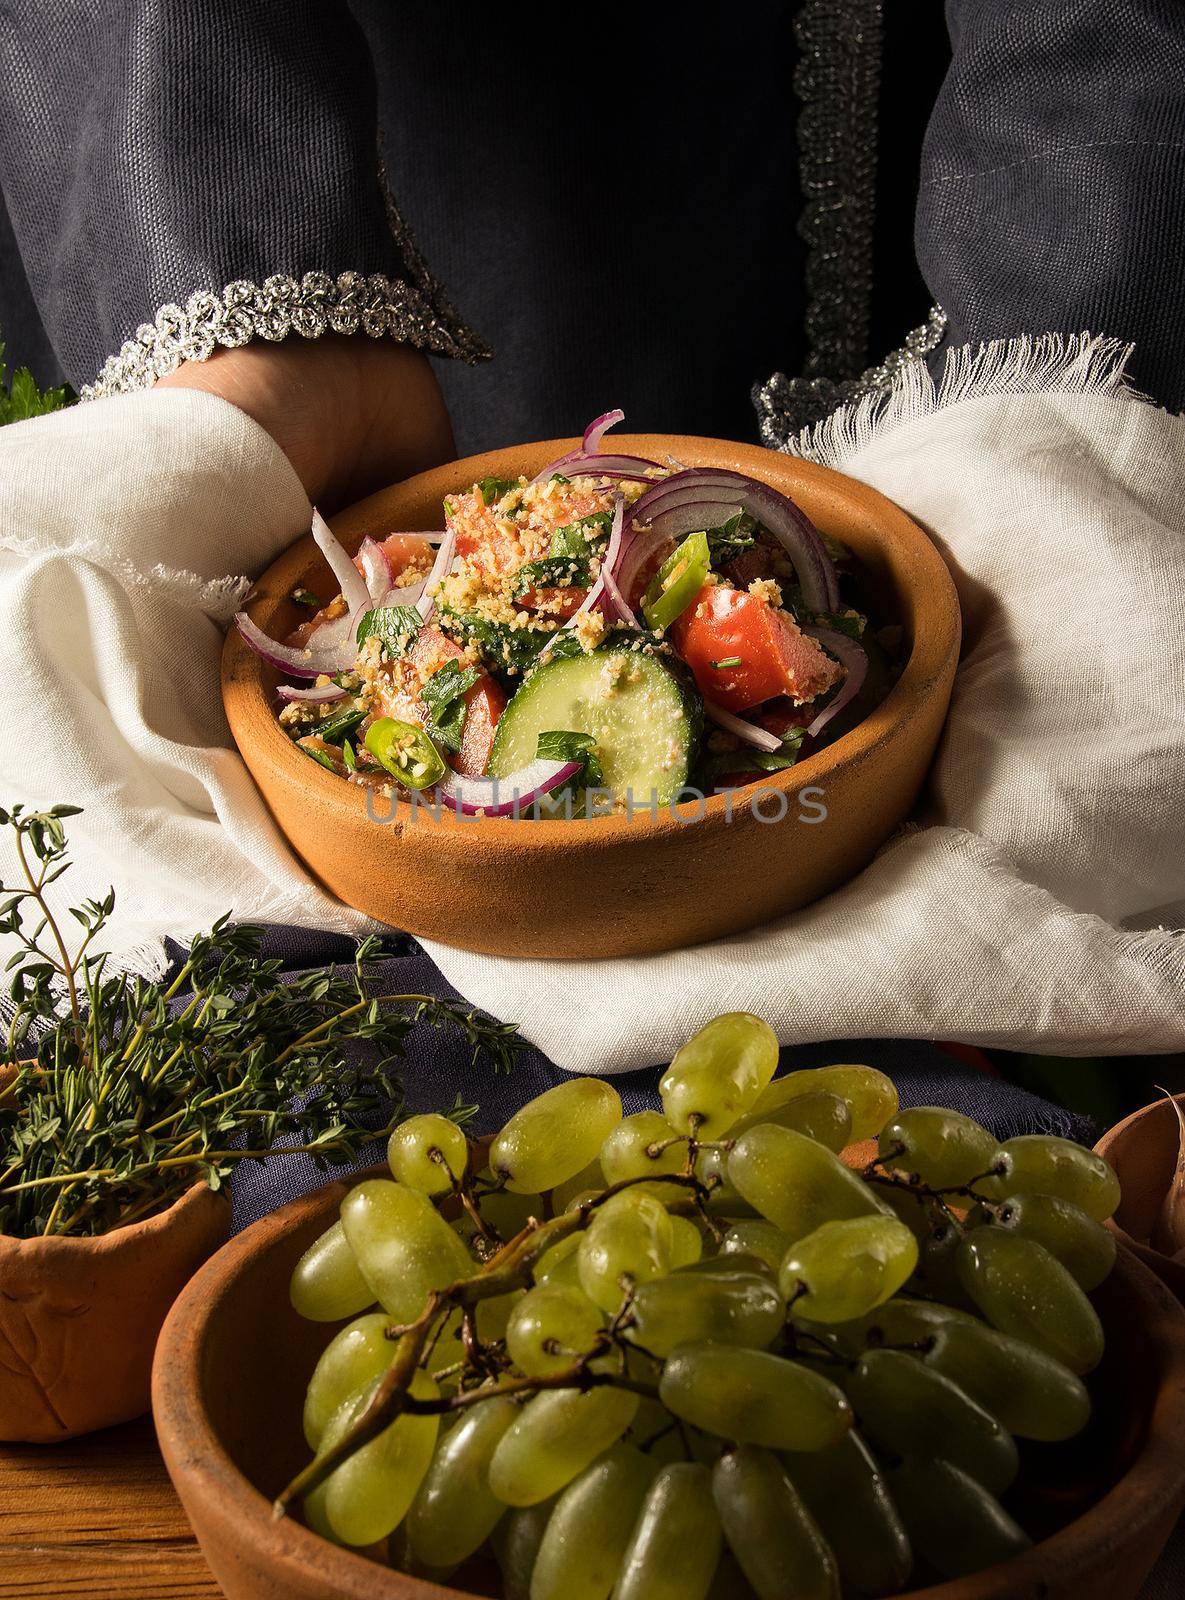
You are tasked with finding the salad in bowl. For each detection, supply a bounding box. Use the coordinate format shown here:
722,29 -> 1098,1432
236,412 -> 892,819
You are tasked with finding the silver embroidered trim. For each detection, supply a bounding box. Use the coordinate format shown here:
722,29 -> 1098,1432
795,0 -> 883,383
81,269 -> 490,401
754,305 -> 948,453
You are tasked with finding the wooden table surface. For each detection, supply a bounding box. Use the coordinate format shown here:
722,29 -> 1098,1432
0,1416 -> 219,1598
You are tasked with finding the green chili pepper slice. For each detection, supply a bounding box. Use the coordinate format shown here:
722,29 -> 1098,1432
363,718 -> 447,790
641,530 -> 710,632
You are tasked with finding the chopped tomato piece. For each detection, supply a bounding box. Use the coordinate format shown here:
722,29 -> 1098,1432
369,626 -> 506,778
375,534 -> 436,584
671,584 -> 842,713
517,584 -> 589,619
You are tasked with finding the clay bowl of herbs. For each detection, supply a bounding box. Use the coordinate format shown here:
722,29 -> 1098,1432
222,433 -> 961,960
1095,1093 -> 1185,1302
0,803 -> 513,1442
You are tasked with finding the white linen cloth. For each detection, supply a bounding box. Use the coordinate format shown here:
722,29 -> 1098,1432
0,335 -> 1182,1072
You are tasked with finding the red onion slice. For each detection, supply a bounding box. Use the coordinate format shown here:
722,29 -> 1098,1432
234,612 -> 349,678
277,680 -> 349,704
415,523 -> 458,624
312,509 -> 371,619
435,759 -> 581,817
555,453 -> 663,478
704,701 -> 784,754
356,536 -> 392,603
582,408 -> 625,453
630,470 -> 839,613
802,626 -> 868,738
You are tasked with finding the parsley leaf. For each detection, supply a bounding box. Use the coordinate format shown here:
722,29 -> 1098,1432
512,555 -> 591,597
548,511 -> 613,558
477,475 -> 520,506
537,729 -> 605,795
420,660 -> 480,752
706,510 -> 758,567
356,604 -> 423,656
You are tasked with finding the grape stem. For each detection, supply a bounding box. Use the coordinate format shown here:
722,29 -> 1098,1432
272,1169 -> 709,1519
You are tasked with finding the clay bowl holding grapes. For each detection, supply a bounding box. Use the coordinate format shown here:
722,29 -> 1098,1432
154,1050 -> 1185,1600
221,433 -> 961,959
1094,1093 -> 1185,1302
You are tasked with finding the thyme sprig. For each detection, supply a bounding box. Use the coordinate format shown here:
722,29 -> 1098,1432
0,804 -> 518,1238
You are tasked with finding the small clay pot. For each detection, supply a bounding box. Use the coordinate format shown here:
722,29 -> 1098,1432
1095,1094 -> 1185,1302
222,435 -> 961,959
0,1179 -> 230,1442
154,1171 -> 1185,1600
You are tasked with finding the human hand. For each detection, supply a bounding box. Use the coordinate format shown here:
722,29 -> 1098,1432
156,336 -> 455,509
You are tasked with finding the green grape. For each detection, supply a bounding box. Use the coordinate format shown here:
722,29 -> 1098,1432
707,1551 -> 761,1599
289,1219 -> 375,1323
506,1284 -> 606,1375
982,1135 -> 1122,1220
826,1293 -> 975,1357
922,1319 -> 1090,1441
781,1429 -> 912,1597
460,1173 -> 546,1245
730,1091 -> 853,1154
888,1457 -> 1030,1579
712,1446 -> 840,1600
404,1394 -> 517,1566
529,1444 -> 658,1600
578,1191 -> 674,1312
779,1217 -> 918,1323
669,1214 -> 704,1267
317,1369 -> 440,1546
727,1124 -> 888,1237
680,1251 -> 778,1285
476,1289 -> 522,1342
626,1270 -> 785,1357
911,1217 -> 977,1307
533,1232 -> 582,1288
955,1228 -> 1105,1374
340,1179 -> 473,1324
303,1311 -> 393,1449
488,1384 -> 641,1505
490,1079 -> 623,1194
878,1106 -> 1000,1190
493,1496 -> 557,1600
660,1342 -> 851,1451
874,1178 -> 948,1240
751,1063 -> 898,1143
421,1307 -> 465,1377
563,1188 -> 604,1214
552,1158 -> 606,1212
973,1191 -> 1117,1290
847,1349 -> 1018,1494
616,1461 -> 723,1600
721,1220 -> 791,1272
659,1013 -> 780,1136
386,1113 -> 469,1196
599,1110 -> 688,1190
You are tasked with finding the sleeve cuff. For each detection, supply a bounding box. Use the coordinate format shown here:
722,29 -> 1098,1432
81,269 -> 491,400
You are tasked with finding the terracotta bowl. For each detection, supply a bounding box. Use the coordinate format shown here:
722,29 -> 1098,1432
0,1180 -> 229,1442
153,1172 -> 1185,1600
1095,1094 -> 1185,1301
222,436 -> 961,958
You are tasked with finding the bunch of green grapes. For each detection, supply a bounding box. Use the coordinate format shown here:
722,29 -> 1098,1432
283,1013 -> 1120,1599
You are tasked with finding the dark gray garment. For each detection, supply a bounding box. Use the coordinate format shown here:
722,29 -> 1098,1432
1,0 -> 1182,447
917,0 -> 1185,410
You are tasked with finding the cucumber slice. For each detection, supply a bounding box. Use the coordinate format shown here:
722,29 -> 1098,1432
487,646 -> 701,808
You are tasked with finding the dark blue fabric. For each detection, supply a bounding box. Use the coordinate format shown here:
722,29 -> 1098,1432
207,927 -> 1095,1235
